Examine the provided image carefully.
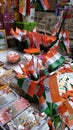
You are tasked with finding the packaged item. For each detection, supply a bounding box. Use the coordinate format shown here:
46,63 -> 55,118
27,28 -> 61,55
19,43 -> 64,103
7,51 -> 20,63
0,97 -> 30,125
0,87 -> 18,109
5,106 -> 48,130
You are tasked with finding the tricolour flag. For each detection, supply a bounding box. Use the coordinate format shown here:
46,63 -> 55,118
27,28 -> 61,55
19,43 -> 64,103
22,78 -> 38,97
43,48 -> 65,71
58,100 -> 73,128
51,28 -> 59,37
43,77 -> 52,103
38,96 -> 48,112
63,30 -> 70,54
49,73 -> 65,103
39,0 -> 50,11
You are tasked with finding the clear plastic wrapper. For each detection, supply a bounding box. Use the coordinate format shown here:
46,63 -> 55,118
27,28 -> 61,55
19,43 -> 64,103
4,106 -> 48,130
0,87 -> 19,109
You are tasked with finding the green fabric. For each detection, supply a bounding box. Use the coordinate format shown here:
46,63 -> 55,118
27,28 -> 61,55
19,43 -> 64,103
59,40 -> 67,53
49,56 -> 65,71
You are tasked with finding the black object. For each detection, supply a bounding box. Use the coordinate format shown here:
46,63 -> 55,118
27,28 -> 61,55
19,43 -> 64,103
0,126 -> 6,130
15,39 -> 29,51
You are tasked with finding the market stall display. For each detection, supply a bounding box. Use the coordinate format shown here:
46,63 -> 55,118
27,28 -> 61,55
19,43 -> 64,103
0,1 -> 73,129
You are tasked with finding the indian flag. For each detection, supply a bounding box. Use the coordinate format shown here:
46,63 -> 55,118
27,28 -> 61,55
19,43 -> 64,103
43,77 -> 52,103
22,78 -> 38,97
43,48 -> 65,71
38,96 -> 48,112
39,0 -> 50,11
63,30 -> 70,54
51,28 -> 59,37
19,0 -> 27,16
42,76 -> 64,104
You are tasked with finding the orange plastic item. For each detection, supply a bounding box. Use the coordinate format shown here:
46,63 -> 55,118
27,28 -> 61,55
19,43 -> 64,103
24,48 -> 41,54
16,73 -> 26,78
0,84 -> 7,90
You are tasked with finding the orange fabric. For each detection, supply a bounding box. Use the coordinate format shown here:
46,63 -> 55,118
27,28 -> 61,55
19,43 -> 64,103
20,67 -> 29,76
67,119 -> 73,127
64,100 -> 73,114
42,48 -> 58,65
36,81 -> 44,97
51,28 -> 59,36
38,96 -> 45,105
49,74 -> 64,103
62,90 -> 73,99
41,35 -> 56,46
25,59 -> 33,70
58,103 -> 68,115
48,119 -> 52,126
26,32 -> 35,48
27,80 -> 37,97
31,32 -> 42,49
47,48 -> 58,57
65,30 -> 69,54
57,66 -> 73,74
16,73 -> 26,78
42,0 -> 50,9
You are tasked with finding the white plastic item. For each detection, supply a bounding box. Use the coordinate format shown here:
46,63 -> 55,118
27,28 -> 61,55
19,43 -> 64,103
26,8 -> 35,22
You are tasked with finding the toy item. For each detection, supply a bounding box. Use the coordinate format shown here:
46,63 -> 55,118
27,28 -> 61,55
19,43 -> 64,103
7,51 -> 20,63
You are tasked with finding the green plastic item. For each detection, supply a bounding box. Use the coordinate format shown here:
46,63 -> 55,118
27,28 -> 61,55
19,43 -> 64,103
17,78 -> 25,88
16,22 -> 37,31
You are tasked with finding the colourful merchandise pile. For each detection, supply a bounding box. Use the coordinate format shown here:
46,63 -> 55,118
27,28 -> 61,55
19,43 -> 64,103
16,53 -> 73,129
0,7 -> 73,128
8,20 -> 73,128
